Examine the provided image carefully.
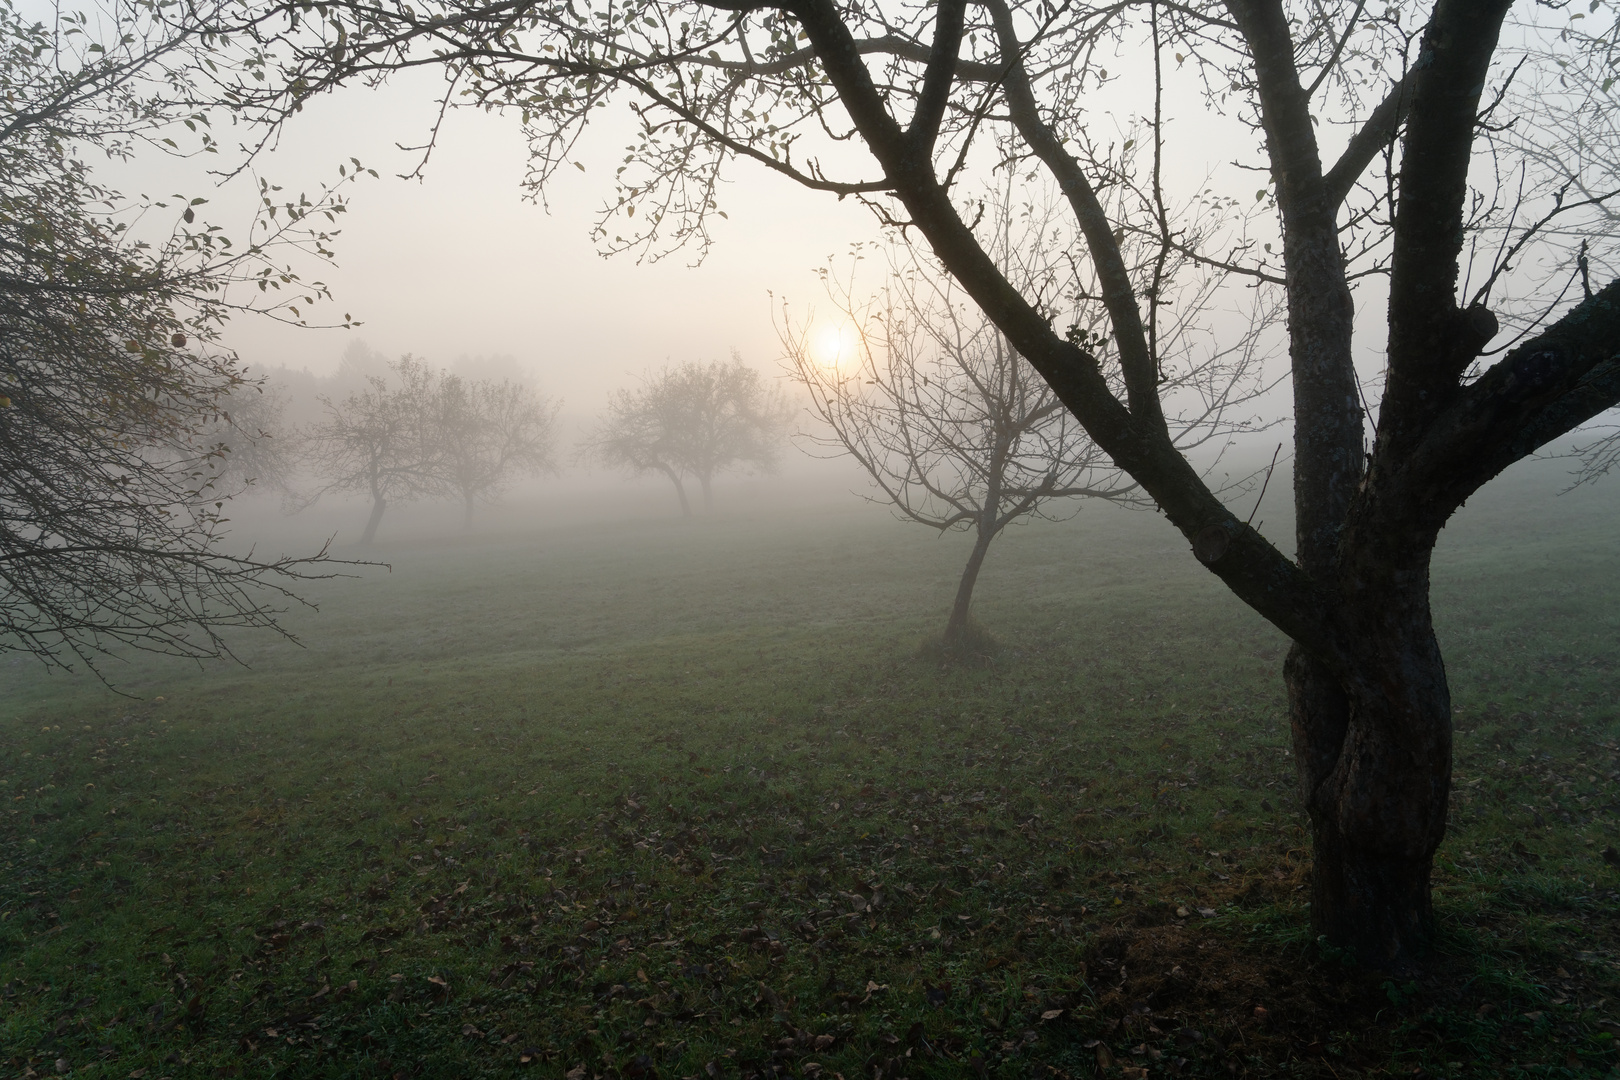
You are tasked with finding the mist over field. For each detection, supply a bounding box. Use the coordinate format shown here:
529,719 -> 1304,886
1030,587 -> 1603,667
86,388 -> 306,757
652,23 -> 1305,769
6,418 -> 1618,1077
6,0 -> 1620,1074
6,435 -> 1612,709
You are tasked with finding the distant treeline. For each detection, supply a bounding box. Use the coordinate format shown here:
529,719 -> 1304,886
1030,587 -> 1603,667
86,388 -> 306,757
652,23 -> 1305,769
227,343 -> 788,541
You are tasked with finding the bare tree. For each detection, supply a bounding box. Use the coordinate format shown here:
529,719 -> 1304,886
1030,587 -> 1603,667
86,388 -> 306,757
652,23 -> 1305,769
299,356 -> 448,544
436,373 -> 561,528
0,0 -> 361,677
787,192 -> 1273,646
586,357 -> 788,515
223,0 -> 1620,966
790,290 -> 1135,648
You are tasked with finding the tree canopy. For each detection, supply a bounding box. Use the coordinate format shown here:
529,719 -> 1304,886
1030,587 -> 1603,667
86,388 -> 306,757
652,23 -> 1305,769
0,0 -> 361,676
586,356 -> 788,514
299,355 -> 559,541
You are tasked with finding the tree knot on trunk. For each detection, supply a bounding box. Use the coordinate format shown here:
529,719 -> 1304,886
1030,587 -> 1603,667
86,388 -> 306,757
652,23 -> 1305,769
1193,523 -> 1232,565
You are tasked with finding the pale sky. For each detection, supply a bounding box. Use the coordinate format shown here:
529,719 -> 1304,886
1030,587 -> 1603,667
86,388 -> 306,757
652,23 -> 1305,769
181,69 -> 886,416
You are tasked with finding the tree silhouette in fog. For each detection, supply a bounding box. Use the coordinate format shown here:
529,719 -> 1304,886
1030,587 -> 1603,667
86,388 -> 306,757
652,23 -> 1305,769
300,356 -> 447,544
436,373 -> 560,528
300,356 -> 559,540
786,194 -> 1274,650
586,356 -> 789,515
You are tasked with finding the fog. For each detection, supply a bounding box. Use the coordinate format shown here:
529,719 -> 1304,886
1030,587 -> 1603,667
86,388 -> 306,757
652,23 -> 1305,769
7,6 -> 1620,1074
157,69 -> 888,412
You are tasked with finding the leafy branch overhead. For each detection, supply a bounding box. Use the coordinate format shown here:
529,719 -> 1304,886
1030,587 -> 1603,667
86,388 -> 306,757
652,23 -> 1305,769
0,0 -> 370,678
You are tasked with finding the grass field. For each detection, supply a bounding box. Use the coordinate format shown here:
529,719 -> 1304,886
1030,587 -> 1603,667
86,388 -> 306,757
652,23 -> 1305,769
2,464 -> 1618,1080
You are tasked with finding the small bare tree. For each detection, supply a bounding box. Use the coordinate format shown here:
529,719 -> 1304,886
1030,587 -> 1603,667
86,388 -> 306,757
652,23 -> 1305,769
299,356 -> 447,544
586,356 -> 788,514
790,297 -> 1135,647
787,190 -> 1274,646
436,374 -> 561,528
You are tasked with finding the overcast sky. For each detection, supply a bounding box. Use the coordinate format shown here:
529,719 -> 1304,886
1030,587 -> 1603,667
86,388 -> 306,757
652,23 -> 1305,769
145,68 -> 883,417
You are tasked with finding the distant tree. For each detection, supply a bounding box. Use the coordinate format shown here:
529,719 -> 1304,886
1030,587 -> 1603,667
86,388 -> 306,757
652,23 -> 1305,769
786,195 -> 1272,647
587,356 -> 788,514
189,377 -> 294,501
0,0 -> 359,676
300,356 -> 447,543
588,369 -> 697,514
436,373 -> 560,528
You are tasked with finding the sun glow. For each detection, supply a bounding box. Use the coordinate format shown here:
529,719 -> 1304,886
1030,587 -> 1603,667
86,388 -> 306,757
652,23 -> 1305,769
811,322 -> 859,371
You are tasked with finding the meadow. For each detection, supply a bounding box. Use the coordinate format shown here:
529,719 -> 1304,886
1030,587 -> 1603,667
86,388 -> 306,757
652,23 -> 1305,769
2,463 -> 1618,1079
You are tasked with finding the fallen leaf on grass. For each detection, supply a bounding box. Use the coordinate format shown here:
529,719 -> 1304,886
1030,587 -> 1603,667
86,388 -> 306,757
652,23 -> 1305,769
1041,1009 -> 1064,1021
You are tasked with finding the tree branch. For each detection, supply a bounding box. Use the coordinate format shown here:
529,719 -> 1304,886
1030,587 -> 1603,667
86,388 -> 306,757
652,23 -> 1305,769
906,0 -> 967,156
1322,69 -> 1416,209
1378,0 -> 1512,448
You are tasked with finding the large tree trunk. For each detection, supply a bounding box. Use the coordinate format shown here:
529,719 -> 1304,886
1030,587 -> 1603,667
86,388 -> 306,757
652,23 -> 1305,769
360,496 -> 387,544
462,491 -> 476,530
944,521 -> 996,643
699,473 -> 713,512
1286,563 -> 1452,970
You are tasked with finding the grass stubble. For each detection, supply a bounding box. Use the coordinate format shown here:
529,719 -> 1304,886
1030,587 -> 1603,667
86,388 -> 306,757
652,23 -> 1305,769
2,468 -> 1618,1079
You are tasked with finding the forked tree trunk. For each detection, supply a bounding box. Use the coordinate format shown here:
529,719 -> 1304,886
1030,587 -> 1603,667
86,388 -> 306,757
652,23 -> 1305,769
699,473 -> 713,512
944,521 -> 997,643
659,465 -> 691,517
1286,557 -> 1452,970
360,496 -> 387,545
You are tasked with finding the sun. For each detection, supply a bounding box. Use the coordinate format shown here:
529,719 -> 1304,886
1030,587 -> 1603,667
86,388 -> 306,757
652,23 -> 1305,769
811,322 -> 858,371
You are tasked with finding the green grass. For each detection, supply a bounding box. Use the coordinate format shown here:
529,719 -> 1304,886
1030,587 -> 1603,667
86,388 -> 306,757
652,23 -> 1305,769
2,466 -> 1619,1079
